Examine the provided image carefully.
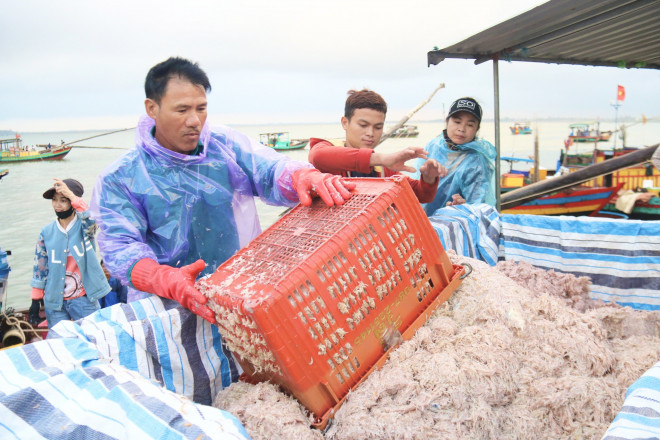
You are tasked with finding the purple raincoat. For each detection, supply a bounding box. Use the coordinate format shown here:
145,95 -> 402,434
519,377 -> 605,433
90,115 -> 312,300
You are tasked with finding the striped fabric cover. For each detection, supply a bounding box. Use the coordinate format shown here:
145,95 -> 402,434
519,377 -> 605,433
499,214 -> 660,310
48,295 -> 242,404
602,362 -> 660,440
427,203 -> 501,266
0,296 -> 248,439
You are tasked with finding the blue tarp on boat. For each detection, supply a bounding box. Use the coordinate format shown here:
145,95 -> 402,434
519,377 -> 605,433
499,214 -> 660,310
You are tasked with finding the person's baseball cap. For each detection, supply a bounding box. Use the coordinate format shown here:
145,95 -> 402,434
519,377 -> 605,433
447,97 -> 482,122
43,178 -> 84,199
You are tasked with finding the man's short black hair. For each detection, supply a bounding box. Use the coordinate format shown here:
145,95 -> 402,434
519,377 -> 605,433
145,57 -> 211,104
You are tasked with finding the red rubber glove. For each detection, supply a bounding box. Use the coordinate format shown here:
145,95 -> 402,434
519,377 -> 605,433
130,258 -> 216,324
291,168 -> 355,206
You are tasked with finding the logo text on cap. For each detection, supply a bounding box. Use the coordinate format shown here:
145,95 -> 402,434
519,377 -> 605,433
457,100 -> 475,110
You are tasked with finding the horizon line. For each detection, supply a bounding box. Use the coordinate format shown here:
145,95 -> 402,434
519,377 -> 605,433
0,115 -> 650,135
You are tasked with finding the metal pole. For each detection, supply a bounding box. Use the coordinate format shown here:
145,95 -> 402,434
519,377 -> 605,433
493,58 -> 501,212
533,130 -> 539,183
613,102 -> 620,148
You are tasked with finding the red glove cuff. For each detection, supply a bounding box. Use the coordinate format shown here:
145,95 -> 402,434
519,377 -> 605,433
129,258 -> 160,293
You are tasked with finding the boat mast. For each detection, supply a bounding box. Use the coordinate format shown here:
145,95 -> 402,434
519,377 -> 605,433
378,83 -> 445,145
611,100 -> 622,148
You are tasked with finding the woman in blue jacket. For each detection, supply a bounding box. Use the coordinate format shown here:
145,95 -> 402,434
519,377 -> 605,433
31,178 -> 110,328
415,97 -> 496,216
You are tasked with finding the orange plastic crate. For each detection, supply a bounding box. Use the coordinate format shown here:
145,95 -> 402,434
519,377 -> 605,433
198,176 -> 464,427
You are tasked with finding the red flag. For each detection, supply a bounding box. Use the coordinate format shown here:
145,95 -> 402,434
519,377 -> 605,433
617,85 -> 625,102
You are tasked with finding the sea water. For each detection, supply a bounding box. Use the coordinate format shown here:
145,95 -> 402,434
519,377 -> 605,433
1,120 -> 658,310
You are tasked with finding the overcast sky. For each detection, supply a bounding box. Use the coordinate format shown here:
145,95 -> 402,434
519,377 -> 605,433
2,0 -> 659,132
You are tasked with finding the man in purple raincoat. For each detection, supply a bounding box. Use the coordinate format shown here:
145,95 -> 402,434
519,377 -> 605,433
91,57 -> 354,323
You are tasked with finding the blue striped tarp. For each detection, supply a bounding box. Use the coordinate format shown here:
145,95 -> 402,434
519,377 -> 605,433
602,362 -> 660,440
48,296 -> 241,405
0,296 -> 248,439
500,214 -> 660,310
428,203 -> 501,266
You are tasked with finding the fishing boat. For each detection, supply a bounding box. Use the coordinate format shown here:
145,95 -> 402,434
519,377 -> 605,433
501,183 -> 624,216
391,124 -> 419,138
259,132 -> 307,150
0,136 -> 72,163
509,122 -> 532,135
561,146 -> 660,191
0,169 -> 7,180
499,156 -> 620,216
567,122 -> 612,143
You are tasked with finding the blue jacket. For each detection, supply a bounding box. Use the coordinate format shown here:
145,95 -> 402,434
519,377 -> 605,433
31,212 -> 110,311
414,132 -> 496,216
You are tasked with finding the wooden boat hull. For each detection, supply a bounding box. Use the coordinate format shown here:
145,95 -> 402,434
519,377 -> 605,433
392,133 -> 419,138
501,184 -> 623,216
510,127 -> 532,135
0,146 -> 72,163
568,133 -> 611,143
272,143 -> 307,151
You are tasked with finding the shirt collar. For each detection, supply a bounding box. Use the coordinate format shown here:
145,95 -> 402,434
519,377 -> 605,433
56,213 -> 79,234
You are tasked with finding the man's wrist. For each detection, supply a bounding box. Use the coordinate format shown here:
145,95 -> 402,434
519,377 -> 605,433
421,174 -> 439,185
368,151 -> 380,167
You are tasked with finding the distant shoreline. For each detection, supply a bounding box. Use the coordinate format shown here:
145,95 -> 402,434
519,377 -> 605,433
2,116 -> 653,136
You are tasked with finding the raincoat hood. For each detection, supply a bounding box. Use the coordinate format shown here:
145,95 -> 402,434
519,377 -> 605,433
137,115 -> 212,165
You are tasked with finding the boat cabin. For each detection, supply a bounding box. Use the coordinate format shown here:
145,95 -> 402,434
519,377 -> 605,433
260,132 -> 290,149
500,156 -> 547,190
259,132 -> 308,150
1,137 -> 32,159
1,136 -> 71,162
562,147 -> 660,191
568,122 -> 612,143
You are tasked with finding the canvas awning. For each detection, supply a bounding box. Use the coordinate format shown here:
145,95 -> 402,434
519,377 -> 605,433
426,0 -> 660,209
428,0 -> 660,70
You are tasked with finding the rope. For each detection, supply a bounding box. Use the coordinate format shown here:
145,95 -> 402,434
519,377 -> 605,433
1,310 -> 45,345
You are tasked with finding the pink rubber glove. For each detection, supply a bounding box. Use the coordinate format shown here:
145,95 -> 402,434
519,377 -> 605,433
130,258 -> 216,324
292,168 -> 355,207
